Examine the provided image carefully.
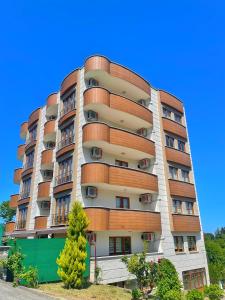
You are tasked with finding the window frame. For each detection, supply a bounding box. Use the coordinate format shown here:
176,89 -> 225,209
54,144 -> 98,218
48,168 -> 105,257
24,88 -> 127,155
116,196 -> 130,209
115,160 -> 128,168
166,135 -> 175,148
109,236 -> 131,256
174,236 -> 184,253
169,166 -> 178,180
173,199 -> 182,214
187,236 -> 197,252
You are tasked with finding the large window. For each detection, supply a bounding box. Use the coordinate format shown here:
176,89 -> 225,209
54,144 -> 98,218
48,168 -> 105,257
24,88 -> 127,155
21,177 -> 32,199
182,268 -> 207,290
187,236 -> 197,252
109,237 -> 131,256
181,169 -> 190,182
17,206 -> 28,229
163,106 -> 172,118
25,150 -> 35,169
185,201 -> 194,215
116,197 -> 129,209
178,140 -> 185,152
115,160 -> 128,168
174,113 -> 182,124
53,194 -> 71,225
166,135 -> 174,148
174,236 -> 184,253
173,200 -> 182,214
169,166 -> 178,180
59,123 -> 74,149
28,124 -> 37,143
61,88 -> 76,116
56,157 -> 73,185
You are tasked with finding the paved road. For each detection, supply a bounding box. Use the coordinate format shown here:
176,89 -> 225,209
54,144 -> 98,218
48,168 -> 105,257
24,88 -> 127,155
0,280 -> 57,300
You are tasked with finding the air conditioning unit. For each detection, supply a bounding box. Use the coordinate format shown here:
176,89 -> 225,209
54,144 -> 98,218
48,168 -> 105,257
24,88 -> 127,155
141,232 -> 155,241
46,141 -> 55,149
86,231 -> 96,244
138,99 -> 147,106
91,147 -> 102,160
87,110 -> 98,121
88,78 -> 99,87
139,193 -> 152,204
43,170 -> 53,179
136,128 -> 147,137
40,201 -> 50,209
86,186 -> 97,198
138,158 -> 151,169
47,115 -> 57,121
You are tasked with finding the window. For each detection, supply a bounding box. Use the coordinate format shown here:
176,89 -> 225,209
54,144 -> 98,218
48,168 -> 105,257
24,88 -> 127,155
21,177 -> 31,199
185,201 -> 194,215
178,140 -> 185,152
28,124 -> 37,143
43,170 -> 53,180
59,123 -> 74,149
163,106 -> 172,118
56,157 -> 73,185
61,88 -> 76,116
166,135 -> 174,148
174,236 -> 184,253
25,150 -> 35,169
174,113 -> 182,124
169,166 -> 178,179
109,237 -> 131,255
181,169 -> 190,182
173,200 -> 182,214
187,236 -> 197,252
115,160 -> 128,168
54,194 -> 71,225
116,197 -> 129,209
17,206 -> 28,229
182,268 -> 207,290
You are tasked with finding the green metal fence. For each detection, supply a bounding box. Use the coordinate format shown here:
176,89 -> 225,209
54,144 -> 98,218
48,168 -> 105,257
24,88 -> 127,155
8,238 -> 90,283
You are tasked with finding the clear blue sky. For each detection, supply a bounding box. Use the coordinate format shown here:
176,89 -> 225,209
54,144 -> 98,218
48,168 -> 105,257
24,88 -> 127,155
0,1 -> 224,233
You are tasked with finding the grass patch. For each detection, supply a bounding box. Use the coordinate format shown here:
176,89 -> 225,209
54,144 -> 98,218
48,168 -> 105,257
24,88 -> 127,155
39,282 -> 132,300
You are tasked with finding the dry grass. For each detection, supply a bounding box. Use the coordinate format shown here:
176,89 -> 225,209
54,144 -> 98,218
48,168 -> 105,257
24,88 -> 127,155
39,282 -> 132,300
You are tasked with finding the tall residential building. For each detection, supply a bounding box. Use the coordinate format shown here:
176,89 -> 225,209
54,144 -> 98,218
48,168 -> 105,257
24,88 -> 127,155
6,55 -> 209,289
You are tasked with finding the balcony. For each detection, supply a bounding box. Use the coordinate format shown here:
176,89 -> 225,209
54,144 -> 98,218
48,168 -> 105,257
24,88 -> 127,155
83,123 -> 155,160
56,136 -> 75,158
81,163 -> 158,194
37,181 -> 51,201
53,171 -> 73,195
61,69 -> 79,95
17,144 -> 25,161
18,196 -> 30,205
28,108 -> 41,128
162,117 -> 187,139
9,194 -> 19,209
25,138 -> 36,152
46,93 -> 58,116
52,214 -> 69,226
20,122 -> 28,139
83,87 -> 153,130
165,147 -> 191,167
58,102 -> 76,126
16,220 -> 26,230
21,163 -> 33,178
5,222 -> 15,234
172,214 -> 201,232
14,168 -> 22,184
34,216 -> 48,230
44,120 -> 56,142
41,149 -> 53,169
169,179 -> 196,199
85,55 -> 150,101
159,90 -> 184,113
85,207 -> 161,232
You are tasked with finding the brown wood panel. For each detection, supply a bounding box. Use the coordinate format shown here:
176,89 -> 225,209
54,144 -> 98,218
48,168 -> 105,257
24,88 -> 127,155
38,181 -> 51,198
41,149 -> 53,166
28,108 -> 41,128
21,167 -> 33,178
20,122 -> 28,139
25,139 -> 36,153
169,179 -> 196,199
61,69 -> 79,95
58,109 -> 76,126
85,56 -> 110,73
83,123 -> 109,143
81,163 -> 109,184
44,120 -> 55,136
5,222 -> 15,233
85,208 -> 110,231
9,194 -> 19,209
160,90 -> 184,113
18,197 -> 30,205
165,147 -> 191,167
162,118 -> 187,139
83,87 -> 110,107
53,182 -> 73,195
17,144 -> 25,160
34,216 -> 48,229
14,168 -> 22,184
172,214 -> 201,232
56,143 -> 75,158
47,93 -> 57,107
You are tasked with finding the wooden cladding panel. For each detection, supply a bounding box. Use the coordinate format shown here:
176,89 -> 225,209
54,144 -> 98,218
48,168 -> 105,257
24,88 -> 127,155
169,179 -> 196,199
56,143 -> 75,158
34,216 -> 48,230
41,149 -> 53,165
17,145 -> 25,160
38,181 -> 51,198
83,123 -> 109,143
44,120 -> 55,135
172,214 -> 201,232
21,167 -> 33,178
160,90 -> 184,113
85,208 -> 110,231
28,108 -> 40,128
5,222 -> 15,233
20,122 -> 28,139
61,69 -> 79,95
14,168 -> 22,184
58,109 -> 76,126
9,194 -> 19,208
85,56 -> 110,73
165,147 -> 191,167
47,93 -> 57,107
163,118 -> 187,139
81,163 -> 109,184
53,182 -> 73,195
84,87 -> 110,107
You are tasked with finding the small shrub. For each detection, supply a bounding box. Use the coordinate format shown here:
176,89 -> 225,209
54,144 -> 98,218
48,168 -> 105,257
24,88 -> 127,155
94,266 -> 101,284
163,289 -> 182,300
186,289 -> 204,300
204,284 -> 224,300
132,288 -> 143,300
20,266 -> 39,288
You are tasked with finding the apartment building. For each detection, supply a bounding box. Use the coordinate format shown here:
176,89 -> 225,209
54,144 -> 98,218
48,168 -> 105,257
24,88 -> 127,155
6,55 -> 209,289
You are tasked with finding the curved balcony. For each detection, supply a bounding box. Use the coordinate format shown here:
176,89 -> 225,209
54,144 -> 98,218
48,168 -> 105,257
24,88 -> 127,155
18,197 -> 30,205
46,93 -> 58,116
61,69 -> 79,95
28,108 -> 41,128
44,120 -> 56,142
81,163 -> 158,194
169,179 -> 196,199
172,214 -> 201,232
162,117 -> 187,139
160,90 -> 184,113
34,216 -> 48,230
17,144 -> 25,161
5,221 -> 15,234
53,171 -> 73,195
14,168 -> 22,184
9,194 -> 19,209
85,207 -> 161,232
83,123 -> 155,160
58,107 -> 76,126
56,136 -> 75,158
84,87 -> 152,129
25,139 -> 36,153
41,149 -> 53,169
85,55 -> 150,100
20,122 -> 28,139
165,147 -> 191,167
21,167 -> 33,178
37,181 -> 51,201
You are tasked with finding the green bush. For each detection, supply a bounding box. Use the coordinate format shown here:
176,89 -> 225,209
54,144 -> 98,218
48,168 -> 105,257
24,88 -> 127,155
186,289 -> 204,300
20,266 -> 39,288
164,289 -> 182,300
131,288 -> 143,300
204,284 -> 224,300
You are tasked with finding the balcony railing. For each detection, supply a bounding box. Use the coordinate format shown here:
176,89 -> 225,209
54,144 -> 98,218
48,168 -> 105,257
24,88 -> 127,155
52,214 -> 69,226
26,137 -> 36,145
24,161 -> 34,170
55,171 -> 72,186
57,135 -> 74,150
16,219 -> 26,230
60,101 -> 75,117
20,191 -> 30,199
